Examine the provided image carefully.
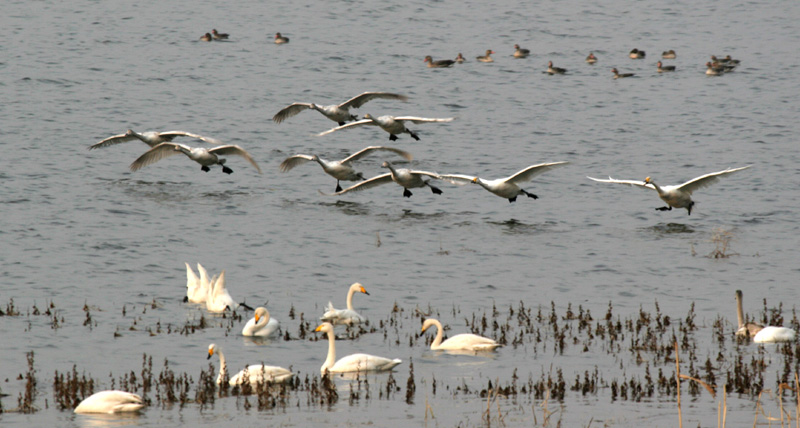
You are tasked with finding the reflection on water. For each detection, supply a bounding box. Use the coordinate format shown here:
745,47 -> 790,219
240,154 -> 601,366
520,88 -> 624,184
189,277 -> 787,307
642,222 -> 695,234
316,200 -> 371,217
74,412 -> 142,428
488,218 -> 552,235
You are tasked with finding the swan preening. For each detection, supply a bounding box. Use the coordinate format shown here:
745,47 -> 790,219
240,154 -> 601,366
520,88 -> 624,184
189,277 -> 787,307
129,142 -> 262,175
317,113 -> 454,141
328,161 -> 443,198
74,390 -> 144,414
273,92 -> 408,125
586,165 -> 751,215
185,262 -> 212,304
735,290 -> 796,343
242,307 -> 280,337
90,129 -> 223,150
320,282 -> 370,325
208,343 -> 293,385
421,318 -> 500,352
206,270 -> 236,313
315,322 -> 401,374
441,162 -> 568,203
279,146 -> 413,192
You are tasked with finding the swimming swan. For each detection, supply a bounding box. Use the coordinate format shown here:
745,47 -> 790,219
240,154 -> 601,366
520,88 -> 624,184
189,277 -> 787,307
320,282 -> 370,325
206,271 -> 236,313
74,390 -> 144,414
421,318 -> 500,351
279,146 -> 413,192
273,92 -> 408,125
586,166 -> 751,215
242,307 -> 280,337
184,262 -> 212,303
317,113 -> 454,141
129,142 -> 262,175
735,290 -> 796,343
314,322 -> 402,374
327,161 -> 443,198
208,343 -> 293,385
441,161 -> 568,203
90,129 -> 223,150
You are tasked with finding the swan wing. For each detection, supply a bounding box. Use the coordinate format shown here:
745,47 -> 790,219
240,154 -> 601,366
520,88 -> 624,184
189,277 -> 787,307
272,103 -> 314,123
441,334 -> 500,351
753,326 -> 796,343
129,142 -> 186,171
74,390 -> 144,414
587,176 -> 656,190
325,173 -> 394,195
89,133 -> 137,150
675,165 -> 751,194
410,170 -> 443,180
160,131 -> 224,146
505,161 -> 569,184
279,154 -> 315,172
439,174 -> 477,185
341,146 -> 413,164
209,145 -> 262,174
331,353 -> 401,373
393,116 -> 455,124
339,92 -> 409,109
316,118 -> 376,136
321,308 -> 365,325
231,364 -> 293,385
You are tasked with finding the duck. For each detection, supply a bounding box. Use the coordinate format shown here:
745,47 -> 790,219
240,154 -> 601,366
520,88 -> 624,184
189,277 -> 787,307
129,142 -> 261,175
421,318 -> 500,351
329,161 -> 444,198
279,146 -> 413,192
90,129 -> 223,150
74,390 -> 144,414
476,50 -> 495,62
611,68 -> 635,79
320,282 -> 370,325
586,165 -> 751,215
454,53 -> 466,63
657,61 -> 676,72
274,32 -> 289,44
441,162 -> 568,203
272,92 -> 408,126
514,44 -> 530,58
546,61 -> 567,75
200,33 -> 213,42
662,50 -> 677,59
629,48 -> 646,59
242,307 -> 280,337
208,343 -> 293,385
424,56 -> 455,68
317,113 -> 454,141
184,262 -> 212,304
705,61 -> 726,76
735,290 -> 796,343
709,59 -> 737,72
211,29 -> 229,40
315,322 -> 401,374
711,55 -> 740,66
585,52 -> 598,64
205,271 -> 237,313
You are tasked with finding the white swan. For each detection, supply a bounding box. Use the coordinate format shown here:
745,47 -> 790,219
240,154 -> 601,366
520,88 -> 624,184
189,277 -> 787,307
184,262 -> 212,303
90,129 -> 223,150
327,161 -> 443,198
273,92 -> 408,125
421,318 -> 500,351
320,282 -> 370,325
74,390 -> 144,414
242,307 -> 280,337
587,166 -> 751,215
735,290 -> 796,343
314,322 -> 402,374
208,343 -> 293,385
129,142 -> 262,175
279,146 -> 413,192
317,113 -> 454,141
441,162 -> 568,203
206,271 -> 236,313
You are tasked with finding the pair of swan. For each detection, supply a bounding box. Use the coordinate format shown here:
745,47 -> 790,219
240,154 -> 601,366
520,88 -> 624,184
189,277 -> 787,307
273,92 -> 408,126
208,343 -> 293,385
327,161 -> 443,198
279,146 -> 413,192
129,142 -> 262,175
315,322 -> 401,374
242,307 -> 280,337
441,162 -> 568,203
735,290 -> 795,343
320,282 -> 370,325
74,390 -> 144,414
587,166 -> 751,215
184,264 -> 236,313
317,114 -> 454,141
421,318 -> 500,351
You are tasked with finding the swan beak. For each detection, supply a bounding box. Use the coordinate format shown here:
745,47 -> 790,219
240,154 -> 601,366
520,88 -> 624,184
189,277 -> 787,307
207,350 -> 213,360
360,286 -> 370,295
314,324 -> 323,332
644,176 -> 651,184
471,177 -> 478,183
255,314 -> 261,323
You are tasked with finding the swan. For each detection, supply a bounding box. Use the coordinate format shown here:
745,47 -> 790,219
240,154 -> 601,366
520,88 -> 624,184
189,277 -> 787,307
585,53 -> 598,64
90,129 -> 223,150
74,390 -> 144,414
735,290 -> 796,343
274,32 -> 289,44
315,322 -> 401,374
587,165 -> 751,215
206,271 -> 236,313
612,68 -> 635,79
273,92 -> 408,126
662,50 -> 677,59
424,56 -> 455,68
320,282 -> 370,325
441,161 -> 568,203
327,161 -> 443,198
514,44 -> 530,58
211,29 -> 229,40
129,142 -> 262,175
279,146 -> 413,192
476,50 -> 495,63
184,262 -> 212,304
208,343 -> 293,385
629,48 -> 645,59
454,53 -> 466,63
546,61 -> 567,75
242,307 -> 280,337
421,318 -> 500,351
657,61 -> 676,72
317,113 -> 454,141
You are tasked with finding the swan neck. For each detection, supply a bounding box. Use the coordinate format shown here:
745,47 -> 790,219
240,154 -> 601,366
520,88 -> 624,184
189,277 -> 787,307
346,286 -> 357,310
323,329 -> 336,371
431,320 -> 444,348
216,349 -> 227,384
735,291 -> 745,328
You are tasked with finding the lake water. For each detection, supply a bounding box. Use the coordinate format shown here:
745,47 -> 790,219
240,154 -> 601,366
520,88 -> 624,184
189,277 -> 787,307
2,0 -> 800,426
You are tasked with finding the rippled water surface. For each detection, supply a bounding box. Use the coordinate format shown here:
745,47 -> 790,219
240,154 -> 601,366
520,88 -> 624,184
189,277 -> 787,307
2,0 -> 800,426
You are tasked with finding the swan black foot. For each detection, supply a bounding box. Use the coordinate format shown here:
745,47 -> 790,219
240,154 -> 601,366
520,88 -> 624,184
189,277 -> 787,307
687,202 -> 694,216
429,185 -> 442,195
508,197 -> 517,203
335,182 -> 343,192
403,188 -> 413,198
201,165 -> 211,172
338,121 -> 346,126
523,190 -> 538,199
389,134 -> 398,141
222,166 -> 234,174
655,206 -> 672,212
410,132 -> 420,141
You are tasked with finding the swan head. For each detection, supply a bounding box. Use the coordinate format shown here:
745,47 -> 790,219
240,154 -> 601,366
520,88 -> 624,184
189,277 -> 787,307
315,322 -> 334,334
125,129 -> 135,136
381,161 -> 391,169
644,176 -> 652,184
471,177 -> 479,184
207,343 -> 217,359
421,318 -> 436,333
351,282 -> 370,295
254,307 -> 269,323
363,113 -> 374,120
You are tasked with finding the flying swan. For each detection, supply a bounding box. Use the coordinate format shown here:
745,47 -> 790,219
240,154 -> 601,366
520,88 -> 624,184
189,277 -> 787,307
586,166 -> 751,215
242,307 -> 280,337
74,390 -> 144,414
90,129 -> 223,150
320,282 -> 370,325
421,318 -> 501,351
326,161 -> 443,198
317,114 -> 454,141
315,322 -> 402,374
208,343 -> 293,385
735,290 -> 795,343
441,162 -> 568,203
129,142 -> 262,175
273,92 -> 408,125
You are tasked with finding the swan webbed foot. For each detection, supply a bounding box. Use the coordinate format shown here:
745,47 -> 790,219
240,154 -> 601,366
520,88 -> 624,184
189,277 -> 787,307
201,166 -> 211,172
429,185 -> 443,195
183,296 -> 189,303
687,202 -> 694,215
389,134 -> 398,141
524,191 -> 538,199
655,206 -> 672,211
508,197 -> 517,203
335,182 -> 343,192
403,188 -> 413,198
338,121 -> 346,126
222,166 -> 234,174
410,132 -> 420,141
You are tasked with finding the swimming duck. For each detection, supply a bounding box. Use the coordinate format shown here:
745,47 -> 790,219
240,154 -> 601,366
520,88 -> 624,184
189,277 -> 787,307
514,44 -> 530,58
454,53 -> 466,63
274,32 -> 289,44
661,50 -> 676,59
200,33 -> 213,42
273,92 -> 408,125
211,29 -> 229,40
611,68 -> 635,79
546,61 -> 567,75
476,50 -> 495,62
629,48 -> 646,59
585,52 -> 598,64
657,61 -> 676,72
424,56 -> 455,68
